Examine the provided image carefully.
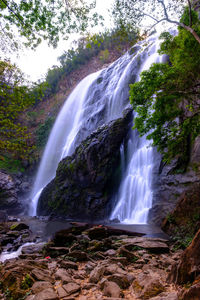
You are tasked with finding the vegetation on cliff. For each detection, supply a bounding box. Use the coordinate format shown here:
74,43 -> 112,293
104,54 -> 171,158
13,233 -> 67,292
0,60 -> 46,161
130,8 -> 200,168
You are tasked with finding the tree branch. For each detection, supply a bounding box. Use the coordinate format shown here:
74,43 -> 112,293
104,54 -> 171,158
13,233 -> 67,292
1,0 -> 24,25
157,0 -> 169,19
187,0 -> 192,26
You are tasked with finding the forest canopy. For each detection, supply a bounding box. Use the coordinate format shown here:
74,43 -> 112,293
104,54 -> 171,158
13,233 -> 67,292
0,0 -> 103,52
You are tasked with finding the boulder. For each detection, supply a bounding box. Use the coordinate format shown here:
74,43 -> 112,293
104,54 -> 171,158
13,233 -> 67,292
169,228 -> 200,284
102,281 -> 122,298
59,260 -> 78,270
31,281 -> 53,294
34,288 -> 58,300
89,265 -> 105,283
37,109 -> 133,220
180,281 -> 200,300
54,268 -> 72,283
122,237 -> 169,253
133,272 -> 165,299
62,282 -> 81,295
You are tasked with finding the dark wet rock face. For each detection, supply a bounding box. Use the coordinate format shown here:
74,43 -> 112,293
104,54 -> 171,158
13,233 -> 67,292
149,139 -> 200,226
37,109 -> 133,220
162,183 -> 200,242
0,172 -> 21,213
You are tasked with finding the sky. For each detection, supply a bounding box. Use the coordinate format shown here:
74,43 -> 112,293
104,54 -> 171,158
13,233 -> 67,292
12,0 -> 114,82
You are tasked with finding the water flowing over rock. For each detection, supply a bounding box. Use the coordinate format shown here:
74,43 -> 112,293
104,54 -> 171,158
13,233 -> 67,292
37,109 -> 132,219
30,34 -> 166,223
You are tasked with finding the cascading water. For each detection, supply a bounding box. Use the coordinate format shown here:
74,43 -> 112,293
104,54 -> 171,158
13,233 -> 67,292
110,38 -> 164,224
30,34 -> 163,222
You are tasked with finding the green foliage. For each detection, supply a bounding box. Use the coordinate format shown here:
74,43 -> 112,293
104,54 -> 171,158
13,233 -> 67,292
129,8 -> 200,166
0,0 -> 103,52
0,60 -> 46,160
36,117 -> 55,148
0,155 -> 25,173
99,49 -> 110,64
20,274 -> 33,290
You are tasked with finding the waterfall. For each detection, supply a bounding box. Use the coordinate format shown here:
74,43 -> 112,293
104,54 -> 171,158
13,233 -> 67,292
110,37 -> 164,224
30,34 -> 163,222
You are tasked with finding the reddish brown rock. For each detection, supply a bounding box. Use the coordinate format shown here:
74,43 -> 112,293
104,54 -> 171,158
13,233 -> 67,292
31,281 -> 53,294
89,265 -> 105,283
133,272 -> 165,299
54,268 -> 72,283
162,183 -> 200,238
180,281 -> 200,300
34,288 -> 58,300
102,281 -> 122,298
169,229 -> 200,284
62,282 -> 81,295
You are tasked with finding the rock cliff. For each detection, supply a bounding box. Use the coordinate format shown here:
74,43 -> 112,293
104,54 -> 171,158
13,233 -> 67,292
37,109 -> 133,220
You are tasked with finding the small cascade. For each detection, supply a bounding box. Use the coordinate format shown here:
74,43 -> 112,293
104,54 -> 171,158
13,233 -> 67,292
30,34 -> 163,222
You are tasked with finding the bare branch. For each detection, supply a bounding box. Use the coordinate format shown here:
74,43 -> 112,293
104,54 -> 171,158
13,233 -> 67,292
157,0 -> 169,19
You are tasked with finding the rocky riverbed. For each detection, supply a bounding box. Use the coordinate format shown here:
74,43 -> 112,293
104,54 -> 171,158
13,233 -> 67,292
1,219 -> 199,300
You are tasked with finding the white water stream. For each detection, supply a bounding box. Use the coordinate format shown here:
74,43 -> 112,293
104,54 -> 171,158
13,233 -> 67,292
30,35 -> 163,223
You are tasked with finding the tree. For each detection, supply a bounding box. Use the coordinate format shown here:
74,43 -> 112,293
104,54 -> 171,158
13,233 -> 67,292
0,60 -> 46,159
129,9 -> 200,168
112,0 -> 200,44
0,0 -> 102,51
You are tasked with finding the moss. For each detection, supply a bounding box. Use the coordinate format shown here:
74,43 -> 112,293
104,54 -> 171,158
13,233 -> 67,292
20,274 -> 33,290
10,224 -> 18,230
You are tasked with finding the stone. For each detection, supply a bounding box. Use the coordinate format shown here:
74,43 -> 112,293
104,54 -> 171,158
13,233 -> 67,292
180,281 -> 200,300
150,292 -> 178,300
82,283 -> 97,290
63,282 -> 81,295
68,250 -> 87,261
169,229 -> 200,284
89,265 -> 105,283
46,246 -> 69,257
103,281 -> 122,298
122,237 -> 169,253
104,249 -> 116,256
10,222 -> 29,231
54,268 -> 72,283
57,286 -> 68,298
117,246 -> 139,262
84,261 -> 97,274
104,264 -> 126,275
31,281 -> 53,294
22,243 -> 44,255
37,109 -> 133,220
59,260 -> 78,270
109,256 -> 128,266
31,268 -> 52,282
133,273 -> 165,299
34,288 -> 58,300
87,226 -> 108,240
107,273 -> 130,289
